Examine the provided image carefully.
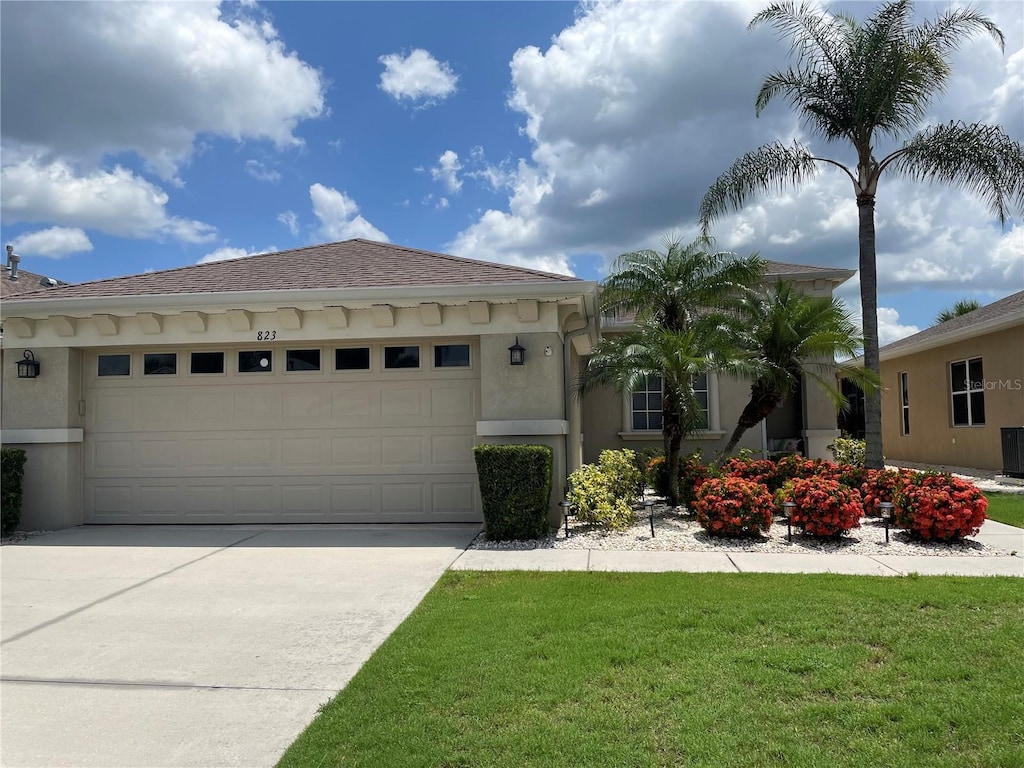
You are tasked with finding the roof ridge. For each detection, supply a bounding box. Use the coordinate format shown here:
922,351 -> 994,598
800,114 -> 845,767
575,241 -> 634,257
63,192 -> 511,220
348,238 -> 575,280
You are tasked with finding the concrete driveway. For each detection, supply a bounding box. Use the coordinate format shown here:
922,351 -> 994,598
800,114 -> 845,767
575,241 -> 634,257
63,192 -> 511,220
1,524 -> 479,768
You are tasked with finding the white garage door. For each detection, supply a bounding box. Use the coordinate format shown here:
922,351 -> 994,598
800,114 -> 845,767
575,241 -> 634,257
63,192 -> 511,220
83,342 -> 482,524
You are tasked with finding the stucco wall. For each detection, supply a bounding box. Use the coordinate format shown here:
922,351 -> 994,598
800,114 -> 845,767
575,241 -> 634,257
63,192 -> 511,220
880,325 -> 1024,470
1,347 -> 84,529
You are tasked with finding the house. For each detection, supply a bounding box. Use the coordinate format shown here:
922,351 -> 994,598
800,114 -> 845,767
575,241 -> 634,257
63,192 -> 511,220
1,239 -> 851,531
581,261 -> 854,465
875,290 -> 1024,472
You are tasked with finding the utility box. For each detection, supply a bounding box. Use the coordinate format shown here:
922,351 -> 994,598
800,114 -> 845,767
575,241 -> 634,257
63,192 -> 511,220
1001,427 -> 1024,478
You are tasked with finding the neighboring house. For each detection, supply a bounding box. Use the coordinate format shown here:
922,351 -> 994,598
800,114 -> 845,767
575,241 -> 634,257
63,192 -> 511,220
581,261 -> 854,466
875,290 -> 1024,472
1,239 -> 852,531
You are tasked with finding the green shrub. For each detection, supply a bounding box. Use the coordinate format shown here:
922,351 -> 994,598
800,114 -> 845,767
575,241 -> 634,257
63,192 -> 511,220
828,437 -> 866,467
473,444 -> 552,541
567,449 -> 641,531
679,451 -> 714,509
1,448 -> 27,536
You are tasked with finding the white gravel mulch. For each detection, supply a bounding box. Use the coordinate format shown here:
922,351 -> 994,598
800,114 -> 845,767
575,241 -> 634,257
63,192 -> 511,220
470,503 -> 1004,557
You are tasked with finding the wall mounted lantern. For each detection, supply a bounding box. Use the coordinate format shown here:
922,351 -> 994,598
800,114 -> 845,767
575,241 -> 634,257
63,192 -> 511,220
508,336 -> 526,366
16,350 -> 40,379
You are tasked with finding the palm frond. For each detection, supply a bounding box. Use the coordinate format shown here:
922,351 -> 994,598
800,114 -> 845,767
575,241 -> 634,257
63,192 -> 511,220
699,141 -> 821,230
885,122 -> 1024,225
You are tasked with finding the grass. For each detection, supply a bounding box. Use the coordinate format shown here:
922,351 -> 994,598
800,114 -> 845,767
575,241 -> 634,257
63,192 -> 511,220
985,492 -> 1024,529
279,573 -> 1024,768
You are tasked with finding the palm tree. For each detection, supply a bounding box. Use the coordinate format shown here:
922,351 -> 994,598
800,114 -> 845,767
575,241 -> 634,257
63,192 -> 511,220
935,299 -> 981,325
718,281 -> 876,459
582,237 -> 764,503
581,322 -> 755,504
699,0 -> 1024,469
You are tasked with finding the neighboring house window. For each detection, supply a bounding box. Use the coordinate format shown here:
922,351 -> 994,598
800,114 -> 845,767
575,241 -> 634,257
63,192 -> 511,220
899,372 -> 910,436
950,357 -> 985,426
628,373 -> 712,432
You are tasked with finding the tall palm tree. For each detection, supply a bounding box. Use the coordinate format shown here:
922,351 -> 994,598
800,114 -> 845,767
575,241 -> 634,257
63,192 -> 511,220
699,0 -> 1024,469
582,237 -> 764,503
719,281 -> 876,459
935,298 -> 981,325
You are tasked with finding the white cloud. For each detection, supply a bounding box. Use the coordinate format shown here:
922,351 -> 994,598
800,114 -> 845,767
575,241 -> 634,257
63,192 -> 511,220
309,184 -> 388,243
876,307 -> 920,347
0,1 -> 326,180
430,150 -> 463,193
277,210 -> 299,236
245,159 -> 281,183
1,159 -> 216,243
437,197 -> 450,210
8,226 -> 93,259
378,49 -> 458,107
197,246 -> 271,265
449,0 -> 1023,289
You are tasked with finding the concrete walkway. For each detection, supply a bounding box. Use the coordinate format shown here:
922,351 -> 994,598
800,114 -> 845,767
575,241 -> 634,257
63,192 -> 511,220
1,524 -> 479,768
451,519 -> 1023,577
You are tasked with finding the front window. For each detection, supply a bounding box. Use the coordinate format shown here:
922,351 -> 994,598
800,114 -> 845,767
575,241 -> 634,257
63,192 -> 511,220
950,358 -> 985,426
629,373 -> 710,431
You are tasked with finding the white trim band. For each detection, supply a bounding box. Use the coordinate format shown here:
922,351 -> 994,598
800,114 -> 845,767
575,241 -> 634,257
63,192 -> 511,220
2,428 -> 84,444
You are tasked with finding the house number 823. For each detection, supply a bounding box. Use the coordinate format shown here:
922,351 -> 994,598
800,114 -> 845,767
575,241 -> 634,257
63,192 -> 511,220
257,330 -> 277,341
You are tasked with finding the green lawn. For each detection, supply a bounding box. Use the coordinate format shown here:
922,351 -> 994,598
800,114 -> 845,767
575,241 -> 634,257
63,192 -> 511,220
985,492 -> 1024,529
279,573 -> 1024,768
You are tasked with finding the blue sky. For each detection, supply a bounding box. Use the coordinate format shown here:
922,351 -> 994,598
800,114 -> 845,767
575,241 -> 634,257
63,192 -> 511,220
2,1 -> 1022,346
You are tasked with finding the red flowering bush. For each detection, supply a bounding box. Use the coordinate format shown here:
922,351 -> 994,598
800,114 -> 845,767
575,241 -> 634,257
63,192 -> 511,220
695,476 -> 774,537
722,456 -> 776,484
777,476 -> 863,538
860,469 -> 913,517
893,473 -> 987,541
681,453 -> 717,508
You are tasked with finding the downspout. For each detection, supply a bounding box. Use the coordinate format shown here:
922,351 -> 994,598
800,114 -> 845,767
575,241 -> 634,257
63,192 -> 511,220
563,316 -> 595,493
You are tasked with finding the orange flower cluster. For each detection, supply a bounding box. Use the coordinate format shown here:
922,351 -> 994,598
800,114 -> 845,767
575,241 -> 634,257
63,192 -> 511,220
860,469 -> 913,517
893,473 -> 988,541
777,476 -> 862,538
695,476 -> 774,538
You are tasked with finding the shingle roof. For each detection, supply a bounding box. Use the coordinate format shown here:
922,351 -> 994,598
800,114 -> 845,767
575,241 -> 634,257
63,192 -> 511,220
761,260 -> 854,278
3,239 -> 581,302
1,268 -> 69,298
879,290 -> 1024,357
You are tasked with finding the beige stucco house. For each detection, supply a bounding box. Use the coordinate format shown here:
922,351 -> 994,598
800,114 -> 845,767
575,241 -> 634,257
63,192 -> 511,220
1,239 -> 851,531
876,290 -> 1024,472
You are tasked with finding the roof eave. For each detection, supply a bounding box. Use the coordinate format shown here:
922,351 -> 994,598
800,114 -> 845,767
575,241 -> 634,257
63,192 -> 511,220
0,280 -> 599,317
878,311 -> 1024,362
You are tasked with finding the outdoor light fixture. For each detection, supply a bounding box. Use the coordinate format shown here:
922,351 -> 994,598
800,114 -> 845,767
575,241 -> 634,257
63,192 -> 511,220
559,498 -> 574,537
878,501 -> 895,544
16,350 -> 40,379
782,501 -> 796,542
643,499 -> 656,537
508,337 -> 525,366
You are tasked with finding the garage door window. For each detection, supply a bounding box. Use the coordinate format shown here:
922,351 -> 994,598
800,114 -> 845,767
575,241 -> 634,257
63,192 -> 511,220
435,344 -> 470,368
286,349 -> 321,371
191,351 -> 225,374
98,354 -> 131,377
144,353 -> 177,375
384,346 -> 420,369
336,347 -> 370,371
239,350 -> 272,373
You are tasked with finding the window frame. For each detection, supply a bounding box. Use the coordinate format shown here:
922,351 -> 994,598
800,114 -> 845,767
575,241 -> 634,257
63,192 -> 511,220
284,348 -> 322,373
620,371 -> 721,439
950,357 -> 985,427
143,352 -> 178,376
189,351 -> 226,376
238,350 -> 273,374
383,345 -> 421,370
97,353 -> 132,378
432,343 -> 472,369
335,346 -> 372,372
899,371 -> 910,436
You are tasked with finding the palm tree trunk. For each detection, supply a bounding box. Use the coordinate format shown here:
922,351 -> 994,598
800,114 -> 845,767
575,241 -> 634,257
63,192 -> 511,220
720,381 -> 783,458
858,193 -> 884,470
663,390 -> 683,506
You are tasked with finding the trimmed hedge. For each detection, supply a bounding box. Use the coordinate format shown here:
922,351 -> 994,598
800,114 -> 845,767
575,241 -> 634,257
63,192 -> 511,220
1,448 -> 27,536
473,444 -> 552,541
